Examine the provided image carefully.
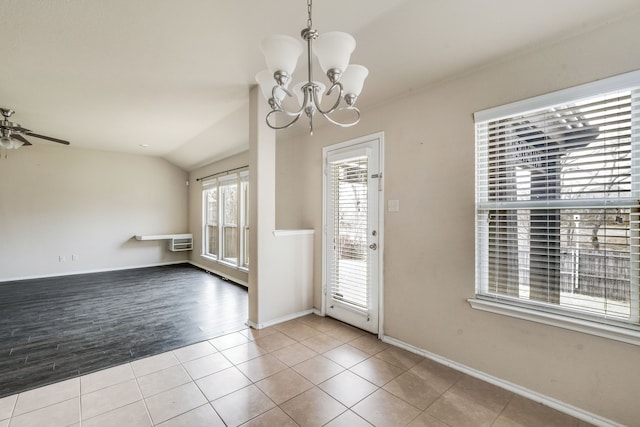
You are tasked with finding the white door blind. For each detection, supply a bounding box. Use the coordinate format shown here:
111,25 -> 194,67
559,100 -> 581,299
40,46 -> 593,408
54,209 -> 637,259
476,82 -> 640,326
328,155 -> 369,311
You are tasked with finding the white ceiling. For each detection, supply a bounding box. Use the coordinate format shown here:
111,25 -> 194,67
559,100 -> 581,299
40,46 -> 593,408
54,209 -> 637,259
1,0 -> 639,170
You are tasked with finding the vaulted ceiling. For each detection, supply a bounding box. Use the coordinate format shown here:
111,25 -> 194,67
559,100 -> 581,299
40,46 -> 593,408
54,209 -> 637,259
1,0 -> 639,170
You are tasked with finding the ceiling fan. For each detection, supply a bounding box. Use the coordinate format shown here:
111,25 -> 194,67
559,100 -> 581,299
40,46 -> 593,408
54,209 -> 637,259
0,108 -> 70,150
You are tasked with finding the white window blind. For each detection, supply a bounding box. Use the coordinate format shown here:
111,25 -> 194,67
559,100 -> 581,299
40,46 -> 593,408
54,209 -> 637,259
475,71 -> 640,329
328,154 -> 369,311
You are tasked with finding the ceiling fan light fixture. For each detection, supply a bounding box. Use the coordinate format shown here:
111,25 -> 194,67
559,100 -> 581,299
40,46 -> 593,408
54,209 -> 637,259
0,135 -> 13,149
0,108 -> 71,153
0,135 -> 25,150
12,138 -> 24,149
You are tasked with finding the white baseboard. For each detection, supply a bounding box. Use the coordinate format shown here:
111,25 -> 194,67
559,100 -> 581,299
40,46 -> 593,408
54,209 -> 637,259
189,261 -> 248,288
381,335 -> 622,427
246,309 -> 316,330
0,261 -> 188,283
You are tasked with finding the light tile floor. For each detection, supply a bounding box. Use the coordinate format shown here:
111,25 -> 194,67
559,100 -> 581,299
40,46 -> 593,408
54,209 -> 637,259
0,314 -> 592,427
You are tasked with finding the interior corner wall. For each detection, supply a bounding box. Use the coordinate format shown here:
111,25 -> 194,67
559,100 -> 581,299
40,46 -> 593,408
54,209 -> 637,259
0,146 -> 189,281
274,12 -> 640,426
187,151 -> 249,285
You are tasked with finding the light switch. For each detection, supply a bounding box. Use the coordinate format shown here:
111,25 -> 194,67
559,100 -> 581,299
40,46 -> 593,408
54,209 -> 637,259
388,199 -> 400,212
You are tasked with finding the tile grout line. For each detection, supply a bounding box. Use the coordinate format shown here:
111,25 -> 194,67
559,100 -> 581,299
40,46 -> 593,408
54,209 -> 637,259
200,324 -> 340,424
77,377 -> 82,427
227,337 -> 293,425
489,392 -> 517,427
188,340 -> 241,426
247,323 -> 371,425
7,393 -> 18,426
92,340 -> 279,427
155,339 -> 240,425
242,328 -> 331,426
130,361 -> 155,427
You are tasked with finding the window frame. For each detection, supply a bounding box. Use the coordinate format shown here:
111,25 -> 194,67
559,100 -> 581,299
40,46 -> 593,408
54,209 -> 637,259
201,168 -> 249,271
203,179 -> 219,259
219,174 -> 239,265
240,171 -> 249,270
471,70 -> 640,346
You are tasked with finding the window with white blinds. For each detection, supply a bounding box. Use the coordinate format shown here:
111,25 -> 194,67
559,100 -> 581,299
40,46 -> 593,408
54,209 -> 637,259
328,155 -> 369,311
202,169 -> 249,270
475,71 -> 640,333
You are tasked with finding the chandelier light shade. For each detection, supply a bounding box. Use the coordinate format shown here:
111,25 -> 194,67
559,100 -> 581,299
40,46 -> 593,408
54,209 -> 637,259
260,35 -> 303,77
341,65 -> 369,99
255,0 -> 368,134
255,69 -> 287,103
312,32 -> 356,75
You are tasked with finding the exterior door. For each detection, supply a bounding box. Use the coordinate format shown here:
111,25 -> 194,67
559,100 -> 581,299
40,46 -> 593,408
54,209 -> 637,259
323,134 -> 382,334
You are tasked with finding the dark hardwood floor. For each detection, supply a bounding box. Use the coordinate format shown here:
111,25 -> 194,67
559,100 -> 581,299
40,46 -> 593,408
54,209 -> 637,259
0,263 -> 248,398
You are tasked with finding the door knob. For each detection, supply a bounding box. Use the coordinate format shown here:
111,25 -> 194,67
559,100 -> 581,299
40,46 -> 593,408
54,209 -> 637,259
369,243 -> 377,250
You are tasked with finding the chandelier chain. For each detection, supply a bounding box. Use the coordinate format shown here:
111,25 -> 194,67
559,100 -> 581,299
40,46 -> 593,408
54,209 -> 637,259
307,0 -> 313,29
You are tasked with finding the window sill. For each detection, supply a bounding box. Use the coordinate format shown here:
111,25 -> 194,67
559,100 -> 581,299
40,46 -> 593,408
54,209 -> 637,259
201,254 -> 248,273
218,259 -> 240,270
467,298 -> 640,346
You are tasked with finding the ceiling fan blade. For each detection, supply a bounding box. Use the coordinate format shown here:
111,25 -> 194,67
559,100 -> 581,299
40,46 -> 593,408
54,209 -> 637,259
10,134 -> 32,146
23,131 -> 70,145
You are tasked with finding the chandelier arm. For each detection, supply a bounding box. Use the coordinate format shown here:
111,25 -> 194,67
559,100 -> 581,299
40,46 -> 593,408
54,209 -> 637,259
266,109 -> 303,130
272,84 -> 293,101
313,82 -> 343,116
270,85 -> 307,118
319,106 -> 362,128
272,104 -> 306,118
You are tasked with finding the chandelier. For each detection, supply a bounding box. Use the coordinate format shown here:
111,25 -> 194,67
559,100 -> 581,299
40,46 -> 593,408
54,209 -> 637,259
255,0 -> 368,134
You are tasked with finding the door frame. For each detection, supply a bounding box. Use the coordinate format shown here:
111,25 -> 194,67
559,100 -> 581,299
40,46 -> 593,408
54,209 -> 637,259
321,132 -> 385,338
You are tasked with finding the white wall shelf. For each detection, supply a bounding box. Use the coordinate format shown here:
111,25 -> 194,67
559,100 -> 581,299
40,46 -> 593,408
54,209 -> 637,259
134,234 -> 193,252
135,233 -> 192,241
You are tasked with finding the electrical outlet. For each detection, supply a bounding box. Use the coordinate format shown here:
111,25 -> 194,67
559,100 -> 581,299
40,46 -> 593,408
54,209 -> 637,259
59,255 -> 66,262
